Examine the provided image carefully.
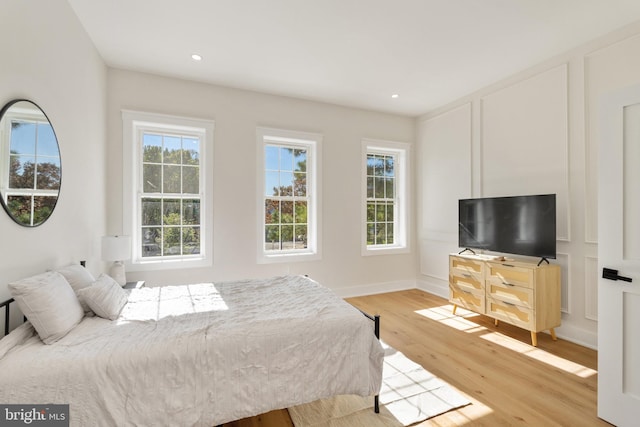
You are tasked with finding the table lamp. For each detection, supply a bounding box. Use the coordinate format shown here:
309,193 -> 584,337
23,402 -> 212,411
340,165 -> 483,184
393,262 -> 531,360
101,235 -> 132,286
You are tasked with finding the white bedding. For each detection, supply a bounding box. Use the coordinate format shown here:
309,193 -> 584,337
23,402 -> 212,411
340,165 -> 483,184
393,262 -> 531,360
0,275 -> 384,426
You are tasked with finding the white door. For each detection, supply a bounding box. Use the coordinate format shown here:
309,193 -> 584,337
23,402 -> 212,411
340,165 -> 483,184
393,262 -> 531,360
598,85 -> 640,426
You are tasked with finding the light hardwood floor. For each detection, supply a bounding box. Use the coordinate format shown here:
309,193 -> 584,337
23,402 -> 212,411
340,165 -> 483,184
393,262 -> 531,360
223,289 -> 609,427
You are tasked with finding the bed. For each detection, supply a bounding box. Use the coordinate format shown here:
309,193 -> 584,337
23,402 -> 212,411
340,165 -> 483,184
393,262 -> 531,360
0,272 -> 384,426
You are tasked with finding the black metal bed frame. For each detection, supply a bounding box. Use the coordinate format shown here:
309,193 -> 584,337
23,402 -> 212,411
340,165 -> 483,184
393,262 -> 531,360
1,297 -> 17,336
359,309 -> 381,414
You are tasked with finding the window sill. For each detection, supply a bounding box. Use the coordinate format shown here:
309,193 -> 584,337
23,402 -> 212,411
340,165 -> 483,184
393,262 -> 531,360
362,245 -> 409,256
127,257 -> 212,272
257,251 -> 321,264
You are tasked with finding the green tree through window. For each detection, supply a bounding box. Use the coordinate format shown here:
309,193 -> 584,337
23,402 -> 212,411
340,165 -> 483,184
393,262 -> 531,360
264,146 -> 308,251
5,119 -> 60,226
366,153 -> 395,246
140,132 -> 201,258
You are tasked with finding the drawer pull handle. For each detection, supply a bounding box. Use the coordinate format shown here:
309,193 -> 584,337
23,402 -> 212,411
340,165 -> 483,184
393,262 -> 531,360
463,273 -> 472,278
503,264 -> 515,267
503,301 -> 516,306
503,282 -> 515,286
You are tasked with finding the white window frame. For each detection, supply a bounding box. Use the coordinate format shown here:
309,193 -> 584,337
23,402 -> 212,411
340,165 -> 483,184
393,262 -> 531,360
122,110 -> 214,271
256,127 -> 322,264
361,138 -> 410,256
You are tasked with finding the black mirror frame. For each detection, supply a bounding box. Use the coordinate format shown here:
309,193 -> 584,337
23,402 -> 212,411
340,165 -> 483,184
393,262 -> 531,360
0,99 -> 62,227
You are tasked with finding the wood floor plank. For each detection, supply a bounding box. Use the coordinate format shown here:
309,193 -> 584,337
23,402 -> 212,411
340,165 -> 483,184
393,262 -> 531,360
220,289 -> 608,427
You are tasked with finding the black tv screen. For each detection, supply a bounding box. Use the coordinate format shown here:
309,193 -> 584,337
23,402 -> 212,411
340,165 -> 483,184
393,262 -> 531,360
458,194 -> 556,259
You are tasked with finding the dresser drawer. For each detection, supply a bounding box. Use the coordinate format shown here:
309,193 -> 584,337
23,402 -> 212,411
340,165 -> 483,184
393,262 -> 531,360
449,284 -> 485,313
450,256 -> 484,277
486,280 -> 534,309
486,263 -> 534,288
450,270 -> 484,292
486,296 -> 532,329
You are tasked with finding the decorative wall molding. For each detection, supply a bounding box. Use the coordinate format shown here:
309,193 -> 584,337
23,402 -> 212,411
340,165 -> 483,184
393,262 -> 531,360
556,252 -> 570,314
583,53 -> 598,244
479,64 -> 570,242
584,32 -> 640,244
584,256 -> 599,321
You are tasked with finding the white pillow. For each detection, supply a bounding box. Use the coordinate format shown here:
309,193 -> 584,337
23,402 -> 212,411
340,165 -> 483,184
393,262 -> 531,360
56,264 -> 96,313
78,274 -> 128,320
56,263 -> 95,293
8,271 -> 84,344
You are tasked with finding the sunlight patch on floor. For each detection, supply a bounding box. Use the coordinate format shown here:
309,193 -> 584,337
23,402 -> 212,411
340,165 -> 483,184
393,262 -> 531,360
415,305 -> 487,333
479,331 -> 597,378
415,304 -> 597,379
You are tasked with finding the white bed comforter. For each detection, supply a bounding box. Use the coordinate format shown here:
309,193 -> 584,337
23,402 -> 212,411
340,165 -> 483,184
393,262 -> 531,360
0,275 -> 384,426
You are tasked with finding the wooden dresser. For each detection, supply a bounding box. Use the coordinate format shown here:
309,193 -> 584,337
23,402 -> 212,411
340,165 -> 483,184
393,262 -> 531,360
449,253 -> 561,346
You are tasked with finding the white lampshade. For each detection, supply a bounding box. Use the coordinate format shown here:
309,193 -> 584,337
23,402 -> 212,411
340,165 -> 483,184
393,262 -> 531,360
101,235 -> 131,262
102,236 -> 131,287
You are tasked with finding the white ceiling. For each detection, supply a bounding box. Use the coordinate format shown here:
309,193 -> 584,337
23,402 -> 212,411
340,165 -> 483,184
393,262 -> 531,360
67,0 -> 640,117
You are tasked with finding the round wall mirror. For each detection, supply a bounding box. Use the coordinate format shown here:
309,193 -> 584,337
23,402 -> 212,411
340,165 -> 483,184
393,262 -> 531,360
0,99 -> 61,227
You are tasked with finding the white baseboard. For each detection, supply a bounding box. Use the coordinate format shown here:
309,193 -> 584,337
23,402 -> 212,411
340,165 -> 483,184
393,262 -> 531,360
416,277 -> 448,299
554,324 -> 598,350
333,279 -> 416,299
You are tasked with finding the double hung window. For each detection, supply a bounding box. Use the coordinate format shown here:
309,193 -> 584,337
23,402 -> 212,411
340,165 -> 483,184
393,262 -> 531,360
257,127 -> 321,263
123,111 -> 213,269
362,139 -> 409,255
139,131 -> 201,258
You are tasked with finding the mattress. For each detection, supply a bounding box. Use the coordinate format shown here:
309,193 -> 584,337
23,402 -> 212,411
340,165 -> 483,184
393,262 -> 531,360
0,275 -> 384,426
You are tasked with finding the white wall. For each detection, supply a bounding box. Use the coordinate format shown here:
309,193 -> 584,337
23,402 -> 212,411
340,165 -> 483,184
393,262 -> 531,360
7,0 -> 636,349
106,69 -> 416,295
0,0 -> 107,327
417,20 -> 640,349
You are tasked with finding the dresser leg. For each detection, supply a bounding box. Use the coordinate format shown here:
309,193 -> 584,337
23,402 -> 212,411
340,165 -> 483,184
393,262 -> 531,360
452,304 -> 458,315
531,331 -> 538,347
550,328 -> 557,341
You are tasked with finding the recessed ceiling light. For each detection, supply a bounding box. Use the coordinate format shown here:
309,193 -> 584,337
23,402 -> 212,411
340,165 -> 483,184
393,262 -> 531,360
191,54 -> 202,61
391,94 -> 399,99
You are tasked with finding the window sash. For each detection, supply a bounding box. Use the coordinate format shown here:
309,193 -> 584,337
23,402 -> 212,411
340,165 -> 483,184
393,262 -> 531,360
362,139 -> 409,255
122,110 -> 213,270
137,128 -> 204,260
257,127 -> 321,263
366,152 -> 398,247
262,144 -> 310,254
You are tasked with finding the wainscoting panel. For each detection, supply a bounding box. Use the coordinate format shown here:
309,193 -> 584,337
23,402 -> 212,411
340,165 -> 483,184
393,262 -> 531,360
480,64 -> 570,241
419,238 -> 456,282
556,252 -> 570,314
584,256 -> 598,321
418,103 -> 472,239
417,104 -> 473,297
584,33 -> 640,243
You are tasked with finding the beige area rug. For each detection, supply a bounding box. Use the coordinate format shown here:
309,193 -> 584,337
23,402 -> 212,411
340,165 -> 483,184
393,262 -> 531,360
288,343 -> 471,426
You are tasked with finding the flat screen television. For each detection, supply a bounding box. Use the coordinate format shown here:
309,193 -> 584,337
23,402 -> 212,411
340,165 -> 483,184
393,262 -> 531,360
458,194 -> 556,260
